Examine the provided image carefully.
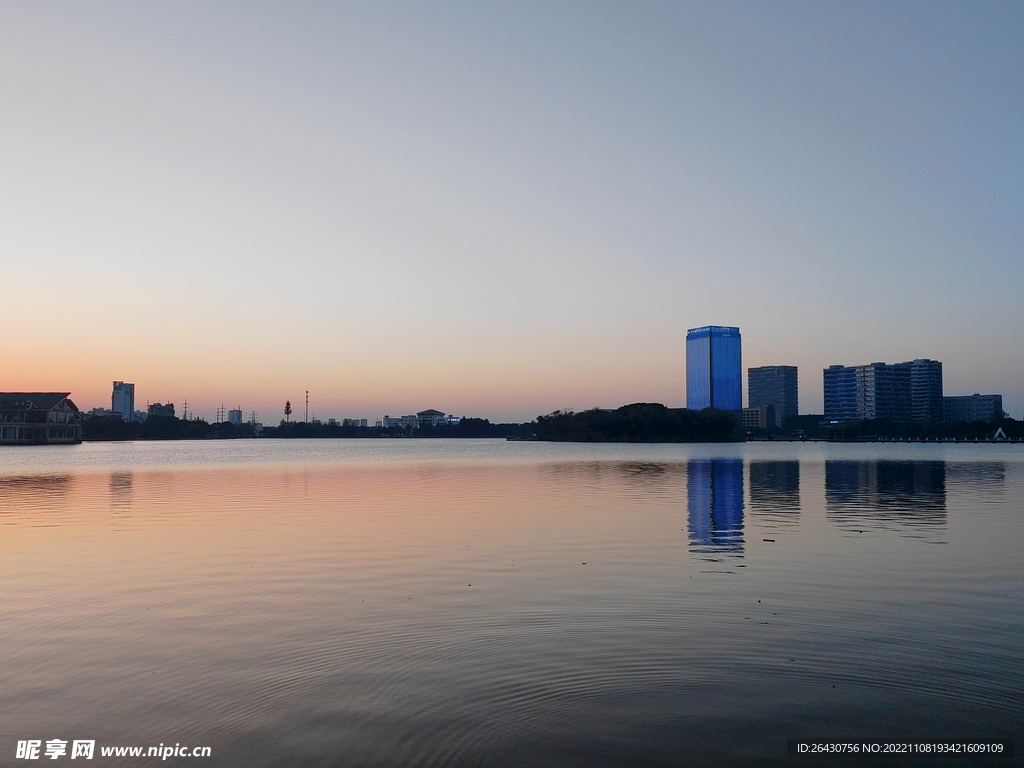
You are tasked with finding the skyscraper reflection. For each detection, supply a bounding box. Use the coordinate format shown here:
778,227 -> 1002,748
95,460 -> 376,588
825,460 -> 946,533
687,458 -> 744,556
749,461 -> 800,513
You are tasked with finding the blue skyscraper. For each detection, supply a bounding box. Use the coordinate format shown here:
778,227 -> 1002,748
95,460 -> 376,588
686,326 -> 742,411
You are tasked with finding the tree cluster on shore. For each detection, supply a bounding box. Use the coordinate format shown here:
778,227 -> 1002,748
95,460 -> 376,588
82,414 -> 532,441
82,415 -> 256,441
267,418 -> 531,439
534,403 -> 740,442
820,416 -> 1023,440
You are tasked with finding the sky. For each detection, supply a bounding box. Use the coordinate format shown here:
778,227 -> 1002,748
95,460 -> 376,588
2,1 -> 1021,423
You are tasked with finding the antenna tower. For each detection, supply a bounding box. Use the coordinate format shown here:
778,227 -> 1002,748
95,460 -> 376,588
305,389 -> 309,423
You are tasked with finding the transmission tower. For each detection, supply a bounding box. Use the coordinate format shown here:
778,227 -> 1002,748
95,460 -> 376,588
216,403 -> 226,423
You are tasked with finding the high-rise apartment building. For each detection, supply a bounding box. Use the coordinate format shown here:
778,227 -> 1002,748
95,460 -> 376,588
824,363 -> 911,422
823,365 -> 858,421
747,365 -> 798,427
686,326 -> 741,411
897,359 -> 943,422
111,381 -> 135,421
855,363 -> 911,421
824,359 -> 939,423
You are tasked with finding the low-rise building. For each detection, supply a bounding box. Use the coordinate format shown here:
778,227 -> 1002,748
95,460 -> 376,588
382,415 -> 419,429
741,405 -> 775,430
417,409 -> 447,427
944,394 -> 1003,423
0,393 -> 82,445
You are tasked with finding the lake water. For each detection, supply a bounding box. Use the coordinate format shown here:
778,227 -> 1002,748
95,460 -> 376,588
1,439 -> 1020,767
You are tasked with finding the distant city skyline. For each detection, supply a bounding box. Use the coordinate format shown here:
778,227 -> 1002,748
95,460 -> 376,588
3,3 -> 1022,421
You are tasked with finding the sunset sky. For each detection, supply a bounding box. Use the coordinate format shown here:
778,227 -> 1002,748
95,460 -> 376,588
2,2 -> 1021,423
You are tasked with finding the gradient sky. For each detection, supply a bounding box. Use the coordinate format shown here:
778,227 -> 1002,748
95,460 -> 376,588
2,2 -> 1021,423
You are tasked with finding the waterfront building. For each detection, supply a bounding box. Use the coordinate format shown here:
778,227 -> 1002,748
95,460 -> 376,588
897,359 -> 943,422
111,381 -> 135,421
0,393 -> 82,445
856,363 -> 911,421
823,365 -> 858,422
228,409 -> 243,424
747,366 -> 798,427
824,363 -> 911,422
686,326 -> 741,411
943,394 -> 1003,423
147,402 -> 175,418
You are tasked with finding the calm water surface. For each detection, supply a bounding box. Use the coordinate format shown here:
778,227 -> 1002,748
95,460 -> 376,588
0,440 -> 1020,767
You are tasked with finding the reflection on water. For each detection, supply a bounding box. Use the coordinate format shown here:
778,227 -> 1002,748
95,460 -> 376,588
945,462 -> 1006,497
0,443 -> 1021,767
825,460 -> 946,533
687,458 -> 743,556
748,461 -> 800,531
0,474 -> 72,517
108,471 -> 133,508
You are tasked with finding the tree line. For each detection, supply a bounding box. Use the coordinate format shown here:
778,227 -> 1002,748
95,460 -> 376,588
82,414 -> 532,441
534,403 -> 740,442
